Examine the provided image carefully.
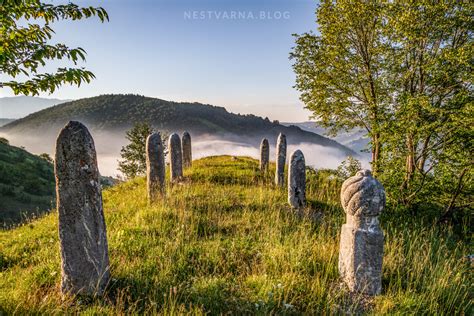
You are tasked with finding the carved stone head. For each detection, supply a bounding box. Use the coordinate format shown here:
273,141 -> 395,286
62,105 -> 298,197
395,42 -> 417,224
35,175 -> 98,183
340,169 -> 385,217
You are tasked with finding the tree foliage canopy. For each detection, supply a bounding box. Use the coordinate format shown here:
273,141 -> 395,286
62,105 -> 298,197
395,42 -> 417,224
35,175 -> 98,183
0,0 -> 108,95
118,123 -> 154,179
291,1 -> 473,220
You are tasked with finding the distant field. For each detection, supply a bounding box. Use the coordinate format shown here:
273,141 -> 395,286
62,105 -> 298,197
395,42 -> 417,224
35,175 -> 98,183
0,156 -> 470,314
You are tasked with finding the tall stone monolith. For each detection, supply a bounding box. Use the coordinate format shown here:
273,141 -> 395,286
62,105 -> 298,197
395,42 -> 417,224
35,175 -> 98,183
288,150 -> 305,209
182,131 -> 192,168
55,121 -> 110,296
169,133 -> 183,181
146,132 -> 165,201
275,133 -> 287,186
260,138 -> 269,172
339,169 -> 385,295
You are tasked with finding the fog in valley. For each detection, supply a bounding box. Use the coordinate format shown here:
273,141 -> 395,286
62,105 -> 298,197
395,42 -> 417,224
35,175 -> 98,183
1,129 -> 369,177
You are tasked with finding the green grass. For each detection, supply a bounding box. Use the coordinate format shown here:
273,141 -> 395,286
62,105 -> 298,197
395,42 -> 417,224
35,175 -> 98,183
0,156 -> 471,314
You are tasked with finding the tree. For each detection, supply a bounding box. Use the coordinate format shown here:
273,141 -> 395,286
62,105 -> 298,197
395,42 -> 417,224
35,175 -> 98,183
290,1 -> 389,175
382,2 -> 473,209
118,123 -> 168,179
118,123 -> 153,179
0,0 -> 108,95
292,1 -> 473,219
337,156 -> 362,178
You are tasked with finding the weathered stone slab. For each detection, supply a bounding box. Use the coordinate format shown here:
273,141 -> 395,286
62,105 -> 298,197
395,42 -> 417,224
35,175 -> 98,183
168,133 -> 183,181
275,133 -> 287,186
146,132 -> 165,200
260,138 -> 269,172
55,121 -> 110,296
339,169 -> 385,295
182,131 -> 192,168
288,150 -> 305,209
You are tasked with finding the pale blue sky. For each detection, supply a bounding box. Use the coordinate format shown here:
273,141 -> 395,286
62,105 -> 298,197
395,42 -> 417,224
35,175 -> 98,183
1,0 -> 320,121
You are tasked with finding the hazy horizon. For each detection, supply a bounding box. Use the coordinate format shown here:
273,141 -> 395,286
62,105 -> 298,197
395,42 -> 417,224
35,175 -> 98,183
0,95 -> 312,123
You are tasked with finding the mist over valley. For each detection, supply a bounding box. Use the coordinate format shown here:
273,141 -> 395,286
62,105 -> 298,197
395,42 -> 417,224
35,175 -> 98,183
0,95 -> 363,176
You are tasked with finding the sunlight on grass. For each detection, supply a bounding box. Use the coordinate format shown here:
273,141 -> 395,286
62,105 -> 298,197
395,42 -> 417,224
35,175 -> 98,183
0,156 -> 471,314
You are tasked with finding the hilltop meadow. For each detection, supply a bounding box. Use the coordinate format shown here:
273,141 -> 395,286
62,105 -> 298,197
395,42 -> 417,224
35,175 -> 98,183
0,156 -> 470,314
1,1 -> 471,313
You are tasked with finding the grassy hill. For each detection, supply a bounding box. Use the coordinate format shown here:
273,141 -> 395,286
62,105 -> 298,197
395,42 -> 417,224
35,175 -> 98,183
0,156 -> 470,314
0,140 -> 55,227
0,94 -> 354,155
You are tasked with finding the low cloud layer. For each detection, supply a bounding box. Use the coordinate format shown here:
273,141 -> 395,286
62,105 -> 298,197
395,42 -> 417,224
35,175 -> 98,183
0,131 -> 369,177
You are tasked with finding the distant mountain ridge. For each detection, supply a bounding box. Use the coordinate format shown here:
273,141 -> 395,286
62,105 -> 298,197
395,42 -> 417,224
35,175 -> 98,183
0,96 -> 69,119
0,119 -> 15,127
282,121 -> 370,156
1,94 -> 355,156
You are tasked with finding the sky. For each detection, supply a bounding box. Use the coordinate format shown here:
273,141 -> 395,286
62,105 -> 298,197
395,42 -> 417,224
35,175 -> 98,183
1,0 -> 319,122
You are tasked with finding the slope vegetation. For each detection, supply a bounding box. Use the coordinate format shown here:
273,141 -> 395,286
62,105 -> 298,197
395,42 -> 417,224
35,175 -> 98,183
0,141 -> 55,227
0,156 -> 470,314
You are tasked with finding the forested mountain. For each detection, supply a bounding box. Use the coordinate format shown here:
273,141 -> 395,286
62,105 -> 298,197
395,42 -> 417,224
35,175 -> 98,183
0,140 -> 55,227
0,94 -> 354,155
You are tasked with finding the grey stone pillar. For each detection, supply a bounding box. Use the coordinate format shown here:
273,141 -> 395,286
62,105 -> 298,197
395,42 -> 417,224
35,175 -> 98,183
168,133 -> 183,181
182,131 -> 192,168
260,138 -> 269,172
288,150 -> 305,209
55,121 -> 110,296
146,132 -> 165,200
275,133 -> 287,186
339,169 -> 385,295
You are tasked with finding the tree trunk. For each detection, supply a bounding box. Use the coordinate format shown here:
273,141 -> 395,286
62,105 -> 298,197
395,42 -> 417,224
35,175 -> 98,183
405,134 -> 416,187
371,133 -> 381,176
417,134 -> 431,171
439,168 -> 469,223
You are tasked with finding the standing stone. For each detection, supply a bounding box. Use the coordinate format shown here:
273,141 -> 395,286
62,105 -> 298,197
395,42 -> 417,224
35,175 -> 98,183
288,150 -> 305,209
146,132 -> 165,201
182,131 -> 192,168
275,133 -> 287,186
339,169 -> 385,295
55,121 -> 110,296
259,138 -> 269,172
168,133 -> 183,181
